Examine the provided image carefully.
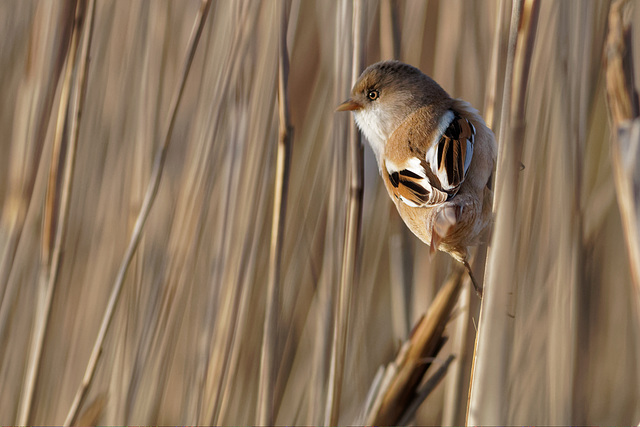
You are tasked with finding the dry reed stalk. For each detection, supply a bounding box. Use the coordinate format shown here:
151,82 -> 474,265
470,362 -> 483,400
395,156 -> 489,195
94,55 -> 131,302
379,0 -> 400,60
257,1 -> 293,424
195,4 -> 270,423
441,282 -> 471,425
16,1 -> 91,424
604,0 -> 640,301
399,0 -> 430,67
388,221 -> 410,339
441,2 -> 509,422
303,4 -> 363,420
177,2 -> 258,423
75,393 -> 107,426
364,271 -> 463,425
109,2 -> 169,423
380,0 -> 411,344
208,6 -> 280,424
325,0 -> 364,424
468,0 -> 539,424
310,56 -> 345,426
467,0 -> 522,419
119,3 -> 265,421
270,28 -> 352,420
0,1 -> 75,341
483,0 -> 508,131
63,2 -> 211,424
397,354 -> 455,425
211,9 -> 280,425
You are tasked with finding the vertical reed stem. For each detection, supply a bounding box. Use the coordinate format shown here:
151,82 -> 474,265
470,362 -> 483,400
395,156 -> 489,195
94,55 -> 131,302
325,1 -> 364,424
604,0 -> 640,302
467,0 -> 539,424
16,1 -> 89,423
257,1 -> 293,424
63,2 -> 211,424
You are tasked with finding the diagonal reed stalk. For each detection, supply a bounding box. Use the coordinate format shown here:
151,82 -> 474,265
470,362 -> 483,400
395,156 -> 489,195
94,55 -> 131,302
62,2 -> 211,424
324,0 -> 364,424
364,271 -> 463,425
16,1 -> 94,424
257,1 -> 293,424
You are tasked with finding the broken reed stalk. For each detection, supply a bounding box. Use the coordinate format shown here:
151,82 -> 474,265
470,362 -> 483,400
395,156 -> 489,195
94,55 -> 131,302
397,354 -> 456,425
365,271 -> 463,426
467,0 -> 539,424
325,0 -> 364,425
63,2 -> 212,424
257,1 -> 293,424
16,1 -> 93,424
604,0 -> 640,301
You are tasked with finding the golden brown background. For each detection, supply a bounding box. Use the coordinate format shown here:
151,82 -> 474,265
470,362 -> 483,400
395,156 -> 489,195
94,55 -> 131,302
1,0 -> 639,425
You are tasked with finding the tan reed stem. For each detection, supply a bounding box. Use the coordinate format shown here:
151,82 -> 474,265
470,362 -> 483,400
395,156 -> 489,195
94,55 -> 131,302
257,1 -> 293,424
63,2 -> 212,424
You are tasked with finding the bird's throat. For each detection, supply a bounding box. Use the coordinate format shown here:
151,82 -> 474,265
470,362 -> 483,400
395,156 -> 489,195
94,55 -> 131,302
353,109 -> 391,162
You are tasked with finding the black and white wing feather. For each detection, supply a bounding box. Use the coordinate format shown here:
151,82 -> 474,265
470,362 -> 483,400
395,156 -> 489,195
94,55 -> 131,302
385,112 -> 475,208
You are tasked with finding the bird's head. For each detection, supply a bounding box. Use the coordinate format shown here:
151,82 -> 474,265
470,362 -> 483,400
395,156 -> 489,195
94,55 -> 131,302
336,60 -> 449,157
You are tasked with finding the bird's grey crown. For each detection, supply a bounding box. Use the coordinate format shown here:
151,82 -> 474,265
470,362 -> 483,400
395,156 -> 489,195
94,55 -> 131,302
350,60 -> 450,161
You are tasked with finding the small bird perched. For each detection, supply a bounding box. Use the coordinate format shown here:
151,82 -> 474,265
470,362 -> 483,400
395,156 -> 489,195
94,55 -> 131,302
337,60 -> 496,296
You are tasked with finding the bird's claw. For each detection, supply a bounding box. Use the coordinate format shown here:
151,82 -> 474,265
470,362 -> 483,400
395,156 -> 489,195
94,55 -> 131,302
463,260 -> 483,298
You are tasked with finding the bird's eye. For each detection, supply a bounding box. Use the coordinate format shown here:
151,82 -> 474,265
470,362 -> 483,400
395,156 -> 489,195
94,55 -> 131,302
367,90 -> 379,100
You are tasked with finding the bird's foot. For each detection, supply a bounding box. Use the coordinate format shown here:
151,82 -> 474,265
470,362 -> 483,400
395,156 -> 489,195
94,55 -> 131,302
463,259 -> 483,298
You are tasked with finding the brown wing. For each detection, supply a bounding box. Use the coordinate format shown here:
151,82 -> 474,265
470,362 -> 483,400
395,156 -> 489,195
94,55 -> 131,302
386,111 -> 475,208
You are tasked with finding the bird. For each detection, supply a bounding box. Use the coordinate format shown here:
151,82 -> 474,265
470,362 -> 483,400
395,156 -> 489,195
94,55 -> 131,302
337,60 -> 496,296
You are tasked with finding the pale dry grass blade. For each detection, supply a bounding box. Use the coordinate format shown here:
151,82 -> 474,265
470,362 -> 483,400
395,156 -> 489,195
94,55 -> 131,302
178,2 -> 261,424
257,1 -> 293,424
204,4 -> 280,424
63,2 -> 211,424
442,1 -> 506,422
380,0 -> 410,346
17,1 -> 93,423
363,271 -> 463,425
483,0 -> 508,130
379,0 -> 400,60
468,0 -> 540,424
325,1 -> 365,424
441,283 -> 472,426
270,8 -> 356,417
195,5 -> 268,423
0,0 -> 75,364
467,0 -> 523,421
75,393 -> 107,427
604,0 -> 640,298
397,354 -> 455,425
108,2 -> 168,423
399,0 -> 429,67
0,1 -> 72,282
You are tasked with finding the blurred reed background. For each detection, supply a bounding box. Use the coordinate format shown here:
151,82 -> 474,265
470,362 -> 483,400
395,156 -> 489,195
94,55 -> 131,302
1,0 -> 640,425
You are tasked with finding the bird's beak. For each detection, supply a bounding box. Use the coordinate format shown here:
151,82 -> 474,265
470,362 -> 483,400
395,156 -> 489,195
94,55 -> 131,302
336,99 -> 362,112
